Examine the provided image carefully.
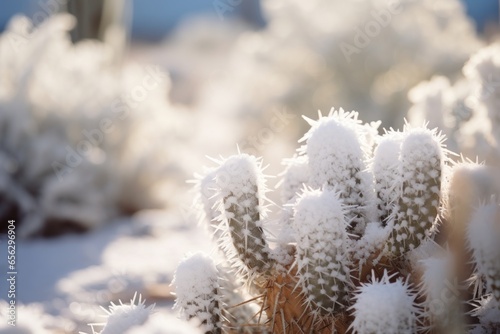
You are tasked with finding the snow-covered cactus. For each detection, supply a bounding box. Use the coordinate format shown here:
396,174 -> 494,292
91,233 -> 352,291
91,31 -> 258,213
82,293 -> 155,334
211,154 -> 274,278
350,271 -> 419,334
385,127 -> 444,257
293,188 -> 352,314
175,108 -> 500,333
172,253 -> 223,334
100,294 -> 155,334
280,155 -> 309,204
300,110 -> 376,236
372,130 -> 404,226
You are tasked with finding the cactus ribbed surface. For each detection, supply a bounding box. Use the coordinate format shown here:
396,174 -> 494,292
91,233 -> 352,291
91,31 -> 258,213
293,189 -> 352,314
372,131 -> 403,226
214,155 -> 274,277
386,128 -> 444,257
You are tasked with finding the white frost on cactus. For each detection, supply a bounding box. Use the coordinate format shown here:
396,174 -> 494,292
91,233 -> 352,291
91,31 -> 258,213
471,295 -> 500,330
300,108 -> 377,235
467,201 -> 500,302
292,188 -> 352,314
350,271 -> 419,334
84,293 -> 155,334
280,155 -> 310,204
372,130 -> 404,225
275,155 -> 310,246
213,154 -> 269,216
194,168 -> 223,241
172,252 -> 223,333
352,222 -> 390,271
386,126 -> 445,256
210,154 -> 274,277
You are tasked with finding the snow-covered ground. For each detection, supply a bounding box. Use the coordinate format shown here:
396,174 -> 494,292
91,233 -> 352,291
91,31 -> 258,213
0,209 -> 211,333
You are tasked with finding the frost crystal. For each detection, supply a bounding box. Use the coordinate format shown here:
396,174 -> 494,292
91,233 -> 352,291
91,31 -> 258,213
472,295 -> 500,330
172,252 -> 223,334
293,188 -> 351,314
350,271 -> 418,334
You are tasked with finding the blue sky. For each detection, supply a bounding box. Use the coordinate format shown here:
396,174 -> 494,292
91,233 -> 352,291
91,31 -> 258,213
0,0 -> 498,40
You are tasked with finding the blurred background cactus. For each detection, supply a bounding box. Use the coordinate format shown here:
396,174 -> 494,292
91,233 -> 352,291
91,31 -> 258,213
173,109 -> 500,333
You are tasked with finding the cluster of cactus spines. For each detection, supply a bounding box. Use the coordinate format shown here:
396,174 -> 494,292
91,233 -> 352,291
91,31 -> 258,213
371,130 -> 404,227
93,293 -> 155,334
175,107 -> 500,333
349,271 -> 419,334
172,252 -> 223,334
293,188 -> 352,315
300,109 -> 377,236
385,127 -> 445,257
